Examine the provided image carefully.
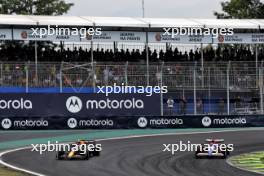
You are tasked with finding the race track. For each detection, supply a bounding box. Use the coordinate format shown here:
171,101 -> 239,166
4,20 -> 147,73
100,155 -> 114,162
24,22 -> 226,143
2,129 -> 264,176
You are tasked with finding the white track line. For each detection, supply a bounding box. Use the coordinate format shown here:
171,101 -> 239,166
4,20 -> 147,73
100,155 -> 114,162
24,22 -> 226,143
0,147 -> 45,176
1,128 -> 264,176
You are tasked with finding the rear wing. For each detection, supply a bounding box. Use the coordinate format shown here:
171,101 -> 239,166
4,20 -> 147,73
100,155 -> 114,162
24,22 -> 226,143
78,139 -> 96,143
205,139 -> 224,143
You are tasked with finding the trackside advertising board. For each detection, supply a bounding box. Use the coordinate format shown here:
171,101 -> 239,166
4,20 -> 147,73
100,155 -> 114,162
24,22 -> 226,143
214,33 -> 264,44
148,32 -> 213,43
13,29 -> 82,42
0,29 -> 12,40
0,93 -> 161,117
13,29 -> 146,42
81,31 -> 146,42
10,29 -> 264,44
1,114 -> 264,130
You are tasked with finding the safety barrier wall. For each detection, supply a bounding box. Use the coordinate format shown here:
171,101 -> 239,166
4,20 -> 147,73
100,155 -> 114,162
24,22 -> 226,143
0,115 -> 263,130
0,89 -> 261,116
0,93 -> 160,121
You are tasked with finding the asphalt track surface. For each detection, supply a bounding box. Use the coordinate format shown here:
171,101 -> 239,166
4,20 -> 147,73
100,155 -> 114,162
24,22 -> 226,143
2,129 -> 264,176
0,130 -> 92,142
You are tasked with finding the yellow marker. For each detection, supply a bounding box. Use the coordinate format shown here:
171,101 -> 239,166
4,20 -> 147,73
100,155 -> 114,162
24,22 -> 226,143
68,151 -> 75,158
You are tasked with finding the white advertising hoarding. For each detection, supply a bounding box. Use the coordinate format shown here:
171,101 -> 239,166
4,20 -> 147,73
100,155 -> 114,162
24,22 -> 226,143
214,33 -> 264,44
0,29 -> 12,40
148,32 -> 213,43
13,29 -> 81,42
13,29 -> 146,43
81,31 -> 146,42
10,29 -> 264,44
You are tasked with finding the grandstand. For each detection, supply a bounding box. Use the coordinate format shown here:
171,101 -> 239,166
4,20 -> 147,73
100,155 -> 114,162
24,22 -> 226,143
0,15 -> 264,116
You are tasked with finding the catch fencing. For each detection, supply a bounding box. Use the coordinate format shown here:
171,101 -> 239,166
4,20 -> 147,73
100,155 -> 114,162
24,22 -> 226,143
0,61 -> 263,115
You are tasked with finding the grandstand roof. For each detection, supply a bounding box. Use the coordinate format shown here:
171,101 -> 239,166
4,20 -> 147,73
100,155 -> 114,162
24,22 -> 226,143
0,15 -> 263,29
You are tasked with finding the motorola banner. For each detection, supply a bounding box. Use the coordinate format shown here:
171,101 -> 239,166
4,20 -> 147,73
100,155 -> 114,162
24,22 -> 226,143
200,115 -> 250,128
0,117 -> 50,130
1,115 -> 264,130
136,115 -> 263,129
0,93 -> 161,117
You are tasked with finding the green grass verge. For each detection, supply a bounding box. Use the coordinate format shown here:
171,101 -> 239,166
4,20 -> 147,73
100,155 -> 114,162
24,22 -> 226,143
229,151 -> 264,174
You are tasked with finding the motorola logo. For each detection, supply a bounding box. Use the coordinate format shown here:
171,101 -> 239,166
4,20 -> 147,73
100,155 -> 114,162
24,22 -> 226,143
1,118 -> 12,129
137,117 -> 148,128
67,118 -> 77,129
0,98 -> 32,110
66,96 -> 82,113
202,116 -> 212,127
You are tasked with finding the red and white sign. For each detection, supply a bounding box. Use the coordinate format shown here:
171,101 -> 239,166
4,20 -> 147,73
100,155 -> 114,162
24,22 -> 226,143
148,32 -> 212,43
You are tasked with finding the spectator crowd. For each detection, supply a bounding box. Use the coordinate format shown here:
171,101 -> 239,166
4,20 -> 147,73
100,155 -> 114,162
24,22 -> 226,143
0,44 -> 263,62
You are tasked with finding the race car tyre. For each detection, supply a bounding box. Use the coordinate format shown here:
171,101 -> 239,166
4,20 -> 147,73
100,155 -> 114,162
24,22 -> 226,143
84,152 -> 90,160
195,155 -> 201,159
56,153 -> 62,160
221,152 -> 227,159
93,151 -> 100,156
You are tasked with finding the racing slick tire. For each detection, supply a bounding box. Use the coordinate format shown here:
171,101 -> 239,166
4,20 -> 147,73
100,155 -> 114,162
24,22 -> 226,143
93,151 -> 100,157
195,151 -> 202,159
56,151 -> 64,160
195,155 -> 201,159
220,151 -> 227,159
84,152 -> 90,160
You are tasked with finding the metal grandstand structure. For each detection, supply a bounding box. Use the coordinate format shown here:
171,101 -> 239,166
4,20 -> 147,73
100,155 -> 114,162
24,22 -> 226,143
0,15 -> 264,115
0,15 -> 264,84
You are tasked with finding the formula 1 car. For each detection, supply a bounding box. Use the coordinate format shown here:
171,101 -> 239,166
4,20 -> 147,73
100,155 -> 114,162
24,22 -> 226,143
195,139 -> 230,159
56,140 -> 100,160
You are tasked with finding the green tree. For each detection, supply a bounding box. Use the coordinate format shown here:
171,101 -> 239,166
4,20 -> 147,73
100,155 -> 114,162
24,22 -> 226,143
214,0 -> 264,19
0,0 -> 74,62
0,0 -> 73,15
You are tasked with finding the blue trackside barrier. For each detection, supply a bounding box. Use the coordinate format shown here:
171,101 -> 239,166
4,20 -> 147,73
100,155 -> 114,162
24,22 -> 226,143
0,87 -> 258,118
0,87 -> 95,93
0,87 -> 162,93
